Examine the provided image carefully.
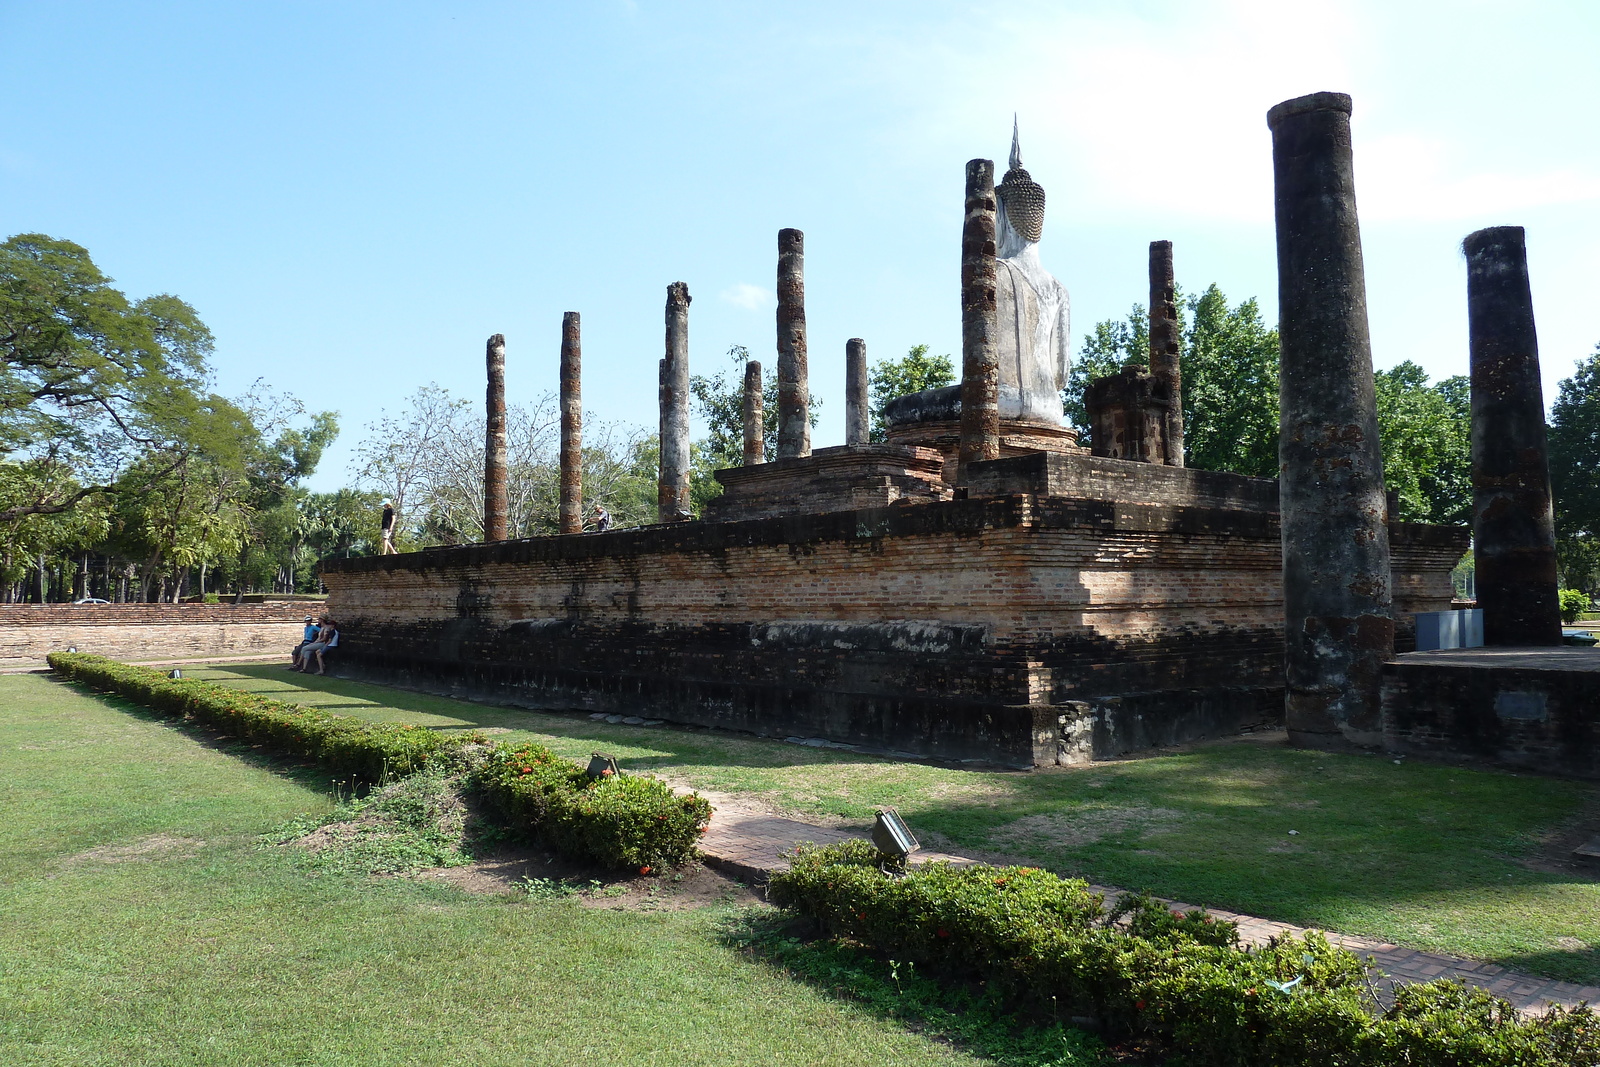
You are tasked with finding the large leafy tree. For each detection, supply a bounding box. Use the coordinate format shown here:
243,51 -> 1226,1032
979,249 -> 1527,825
1373,363 -> 1470,525
0,234 -> 214,521
1549,344 -> 1600,592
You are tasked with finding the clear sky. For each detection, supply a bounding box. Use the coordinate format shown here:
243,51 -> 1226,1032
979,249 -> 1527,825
3,1 -> 1597,490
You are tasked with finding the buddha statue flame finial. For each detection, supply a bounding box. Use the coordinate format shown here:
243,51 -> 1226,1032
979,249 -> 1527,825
997,118 -> 1045,244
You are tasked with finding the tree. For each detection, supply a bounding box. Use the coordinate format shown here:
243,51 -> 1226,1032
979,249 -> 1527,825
0,233 -> 214,522
868,344 -> 955,442
1550,344 -> 1600,593
1069,285 -> 1470,522
1372,363 -> 1470,524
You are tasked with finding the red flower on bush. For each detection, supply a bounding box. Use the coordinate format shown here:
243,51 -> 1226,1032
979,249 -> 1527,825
639,865 -> 652,875
937,928 -> 949,938
1136,1000 -> 1146,1011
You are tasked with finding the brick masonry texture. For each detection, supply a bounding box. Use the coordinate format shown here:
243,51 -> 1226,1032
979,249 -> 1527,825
322,458 -> 1465,766
1,604 -> 307,667
1383,647 -> 1600,778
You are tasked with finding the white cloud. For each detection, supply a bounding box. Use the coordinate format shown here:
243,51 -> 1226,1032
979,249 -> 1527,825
719,282 -> 772,310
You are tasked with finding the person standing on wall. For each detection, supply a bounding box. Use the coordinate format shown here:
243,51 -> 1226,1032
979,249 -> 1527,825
380,501 -> 398,555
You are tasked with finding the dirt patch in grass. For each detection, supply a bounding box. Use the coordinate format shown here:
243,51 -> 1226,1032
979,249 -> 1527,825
416,844 -> 760,910
64,833 -> 204,865
990,805 -> 1186,851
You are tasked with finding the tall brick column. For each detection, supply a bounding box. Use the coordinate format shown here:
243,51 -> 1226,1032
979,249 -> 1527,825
484,333 -> 509,542
845,338 -> 869,446
659,282 -> 692,522
1268,91 -> 1392,750
776,228 -> 810,459
742,360 -> 765,465
1149,240 -> 1185,467
957,158 -> 1000,484
1465,225 -> 1562,646
559,312 -> 582,535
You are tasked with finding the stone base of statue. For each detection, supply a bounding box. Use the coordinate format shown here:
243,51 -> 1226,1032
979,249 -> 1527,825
703,444 -> 951,522
880,384 -> 1084,486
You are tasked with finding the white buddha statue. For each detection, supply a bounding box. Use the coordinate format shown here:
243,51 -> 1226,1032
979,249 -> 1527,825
994,121 -> 1071,427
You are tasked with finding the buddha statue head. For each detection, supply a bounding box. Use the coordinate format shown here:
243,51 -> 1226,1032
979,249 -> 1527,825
996,119 -> 1045,255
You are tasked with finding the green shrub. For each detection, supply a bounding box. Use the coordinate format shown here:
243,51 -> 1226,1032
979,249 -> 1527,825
474,741 -> 710,870
48,653 -> 711,871
768,841 -> 1600,1066
47,652 -> 458,780
1561,588 -> 1594,624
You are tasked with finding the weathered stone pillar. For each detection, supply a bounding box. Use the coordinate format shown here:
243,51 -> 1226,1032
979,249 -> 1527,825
1149,240 -> 1185,467
742,359 -> 765,465
1268,91 -> 1392,750
776,228 -> 810,459
957,158 -> 1000,484
1465,225 -> 1562,646
658,281 -> 692,522
559,312 -> 582,535
484,333 -> 509,542
845,338 -> 869,446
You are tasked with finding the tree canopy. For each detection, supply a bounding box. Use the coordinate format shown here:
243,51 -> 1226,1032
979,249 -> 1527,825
868,344 -> 955,442
1071,283 -> 1470,523
1549,344 -> 1600,592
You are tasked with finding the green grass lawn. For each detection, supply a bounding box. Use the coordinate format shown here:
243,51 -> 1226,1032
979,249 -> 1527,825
194,664 -> 1600,984
0,672 -> 1070,1066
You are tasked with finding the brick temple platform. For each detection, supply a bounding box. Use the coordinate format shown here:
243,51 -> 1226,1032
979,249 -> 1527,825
696,793 -> 1600,1015
321,452 -> 1465,768
1383,646 -> 1600,778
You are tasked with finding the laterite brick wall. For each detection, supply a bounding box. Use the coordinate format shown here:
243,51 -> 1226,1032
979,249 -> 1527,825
2,604 -> 307,666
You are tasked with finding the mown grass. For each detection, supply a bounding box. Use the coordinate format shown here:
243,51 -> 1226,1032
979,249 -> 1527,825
198,664 -> 1600,984
0,673 -> 1073,1066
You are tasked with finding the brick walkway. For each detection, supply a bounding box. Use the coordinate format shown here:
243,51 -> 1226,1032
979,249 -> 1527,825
698,799 -> 1600,1015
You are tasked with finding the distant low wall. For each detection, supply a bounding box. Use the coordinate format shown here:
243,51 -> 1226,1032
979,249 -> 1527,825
1,604 -> 307,666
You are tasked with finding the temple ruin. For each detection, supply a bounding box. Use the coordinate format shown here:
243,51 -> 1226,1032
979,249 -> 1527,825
319,104 -> 1595,775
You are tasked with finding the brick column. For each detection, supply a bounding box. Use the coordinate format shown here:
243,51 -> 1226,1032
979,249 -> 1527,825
845,338 -> 869,446
957,158 -> 1000,484
1465,225 -> 1562,645
559,312 -> 582,535
1268,91 -> 1392,750
1149,240 -> 1185,467
484,333 -> 508,542
742,359 -> 765,465
659,282 -> 692,522
776,228 -> 810,459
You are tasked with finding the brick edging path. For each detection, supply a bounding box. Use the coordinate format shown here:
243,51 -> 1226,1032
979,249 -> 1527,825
692,789 -> 1599,1015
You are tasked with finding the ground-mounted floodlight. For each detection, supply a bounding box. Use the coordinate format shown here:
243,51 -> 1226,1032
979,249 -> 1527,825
586,752 -> 621,779
872,807 -> 920,869
67,647 -> 77,653
168,669 -> 182,679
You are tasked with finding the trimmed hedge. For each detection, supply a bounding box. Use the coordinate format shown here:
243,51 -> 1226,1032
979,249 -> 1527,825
47,652 -> 457,780
768,840 -> 1600,1067
473,741 -> 710,870
47,653 -> 711,870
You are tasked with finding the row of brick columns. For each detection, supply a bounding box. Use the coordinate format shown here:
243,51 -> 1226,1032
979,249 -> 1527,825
1269,91 -> 1562,750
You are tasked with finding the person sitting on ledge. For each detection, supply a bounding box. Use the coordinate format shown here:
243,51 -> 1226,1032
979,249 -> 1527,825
296,618 -> 340,675
289,615 -> 317,669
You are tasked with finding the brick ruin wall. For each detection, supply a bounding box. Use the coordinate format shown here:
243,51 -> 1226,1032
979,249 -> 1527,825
321,491 -> 1465,767
1383,650 -> 1600,779
1,604 -> 308,667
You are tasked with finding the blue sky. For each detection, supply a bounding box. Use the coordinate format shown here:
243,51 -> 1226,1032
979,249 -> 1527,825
3,1 -> 1597,489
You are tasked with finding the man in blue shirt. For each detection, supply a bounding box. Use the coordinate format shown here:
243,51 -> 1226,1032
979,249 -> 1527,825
291,616 -> 317,670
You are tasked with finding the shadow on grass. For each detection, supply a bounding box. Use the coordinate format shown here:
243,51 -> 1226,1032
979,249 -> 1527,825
44,675 -> 346,798
717,909 -> 1110,1066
